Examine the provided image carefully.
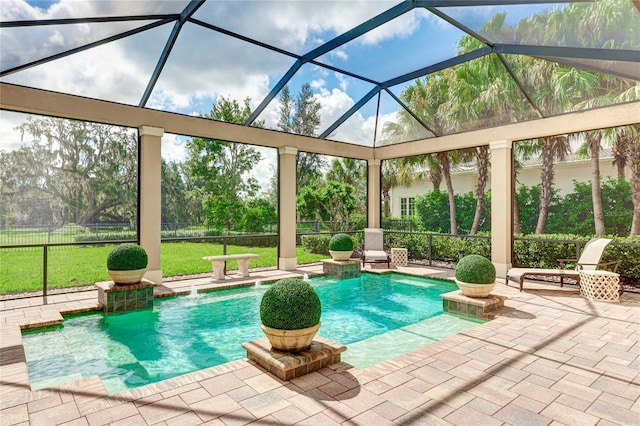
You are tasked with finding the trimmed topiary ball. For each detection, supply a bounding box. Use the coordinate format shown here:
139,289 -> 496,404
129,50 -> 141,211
260,278 -> 321,330
455,254 -> 496,284
107,243 -> 148,271
329,233 -> 354,251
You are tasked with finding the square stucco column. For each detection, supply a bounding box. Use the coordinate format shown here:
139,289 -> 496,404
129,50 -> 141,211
490,140 -> 513,278
279,147 -> 298,270
367,159 -> 381,229
139,126 -> 164,284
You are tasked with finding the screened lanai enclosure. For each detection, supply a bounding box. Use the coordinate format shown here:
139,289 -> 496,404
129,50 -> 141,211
1,0 -> 639,286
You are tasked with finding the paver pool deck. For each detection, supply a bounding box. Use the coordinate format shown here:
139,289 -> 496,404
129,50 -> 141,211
1,263 -> 638,425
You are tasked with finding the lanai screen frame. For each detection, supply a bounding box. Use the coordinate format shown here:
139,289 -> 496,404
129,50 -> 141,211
2,0 -> 639,148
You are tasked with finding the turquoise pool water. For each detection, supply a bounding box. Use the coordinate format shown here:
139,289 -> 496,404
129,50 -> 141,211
22,273 -> 483,394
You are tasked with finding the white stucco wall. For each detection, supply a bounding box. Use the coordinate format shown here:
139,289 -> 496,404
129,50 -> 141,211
389,157 -> 626,218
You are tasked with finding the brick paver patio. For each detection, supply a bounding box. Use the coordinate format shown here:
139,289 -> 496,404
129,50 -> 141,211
1,264 -> 638,425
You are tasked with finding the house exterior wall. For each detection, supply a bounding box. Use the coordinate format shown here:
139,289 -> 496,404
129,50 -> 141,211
389,157 -> 627,218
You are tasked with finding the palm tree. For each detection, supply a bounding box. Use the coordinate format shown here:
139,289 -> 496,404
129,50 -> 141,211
512,140 -> 540,235
569,0 -> 640,236
470,146 -> 489,235
436,151 -> 458,234
535,135 -> 571,234
573,79 -> 638,236
626,126 -> 640,236
382,74 -> 463,234
587,132 -> 606,236
512,57 -> 599,234
514,0 -> 640,236
579,123 -> 640,237
404,74 -> 463,234
452,21 -> 521,235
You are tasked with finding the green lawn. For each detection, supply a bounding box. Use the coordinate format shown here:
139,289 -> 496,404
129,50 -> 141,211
0,242 -> 327,294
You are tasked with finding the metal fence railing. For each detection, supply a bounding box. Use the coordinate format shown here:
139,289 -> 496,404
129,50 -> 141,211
0,221 -> 327,246
0,223 -> 137,245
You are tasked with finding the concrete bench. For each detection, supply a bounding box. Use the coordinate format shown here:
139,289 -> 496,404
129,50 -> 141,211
202,254 -> 260,280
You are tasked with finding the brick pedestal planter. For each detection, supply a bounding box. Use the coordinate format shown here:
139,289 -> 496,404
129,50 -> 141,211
322,259 -> 361,279
96,279 -> 156,314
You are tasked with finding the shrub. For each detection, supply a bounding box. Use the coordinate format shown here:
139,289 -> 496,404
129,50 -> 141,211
106,243 -> 148,270
348,214 -> 366,231
225,235 -> 277,247
260,278 -> 321,330
76,231 -> 136,242
329,233 -> 354,251
455,254 -> 496,284
301,234 -> 331,254
601,236 -> 640,284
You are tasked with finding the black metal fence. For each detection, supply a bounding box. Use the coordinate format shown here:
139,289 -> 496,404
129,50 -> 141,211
0,221 -> 325,246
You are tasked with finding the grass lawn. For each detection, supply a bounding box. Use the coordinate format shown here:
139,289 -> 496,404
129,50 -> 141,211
0,241 -> 327,294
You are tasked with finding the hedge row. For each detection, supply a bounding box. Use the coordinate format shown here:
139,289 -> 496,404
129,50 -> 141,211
75,229 -> 209,242
384,232 -> 639,283
385,232 -> 491,261
76,230 -> 277,247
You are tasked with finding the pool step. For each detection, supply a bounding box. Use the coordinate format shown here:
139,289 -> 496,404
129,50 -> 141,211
440,290 -> 506,319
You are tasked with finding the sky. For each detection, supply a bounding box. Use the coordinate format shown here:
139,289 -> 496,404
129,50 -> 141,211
0,0 -> 575,189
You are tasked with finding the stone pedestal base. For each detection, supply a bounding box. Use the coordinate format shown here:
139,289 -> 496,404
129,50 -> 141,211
96,279 -> 156,314
242,336 -> 346,381
322,259 -> 361,279
441,290 -> 505,319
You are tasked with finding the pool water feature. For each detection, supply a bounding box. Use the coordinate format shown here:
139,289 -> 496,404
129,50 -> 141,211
22,273 -> 484,394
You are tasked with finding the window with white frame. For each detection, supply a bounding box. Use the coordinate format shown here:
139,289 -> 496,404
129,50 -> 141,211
400,197 -> 415,217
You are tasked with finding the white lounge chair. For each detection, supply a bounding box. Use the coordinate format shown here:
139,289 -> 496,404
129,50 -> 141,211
507,238 -> 620,292
362,228 -> 390,267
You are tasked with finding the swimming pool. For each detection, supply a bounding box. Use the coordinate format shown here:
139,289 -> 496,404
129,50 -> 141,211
22,273 -> 483,394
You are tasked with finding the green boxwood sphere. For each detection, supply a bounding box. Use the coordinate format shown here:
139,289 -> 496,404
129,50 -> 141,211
329,233 -> 354,251
455,255 -> 496,284
107,243 -> 148,271
260,278 -> 321,330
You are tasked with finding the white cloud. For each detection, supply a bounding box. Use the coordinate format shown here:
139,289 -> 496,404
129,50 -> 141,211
330,48 -> 349,62
47,30 -> 64,47
249,147 -> 278,191
195,1 -> 397,53
310,79 -> 326,90
161,133 -> 187,163
312,86 -> 402,147
360,9 -> 421,45
0,110 -> 29,152
374,111 -> 399,145
316,88 -> 355,128
335,73 -> 349,92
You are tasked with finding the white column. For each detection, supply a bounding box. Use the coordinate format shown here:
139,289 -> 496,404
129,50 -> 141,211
489,140 -> 513,278
279,146 -> 298,270
367,159 -> 381,228
139,126 -> 164,284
